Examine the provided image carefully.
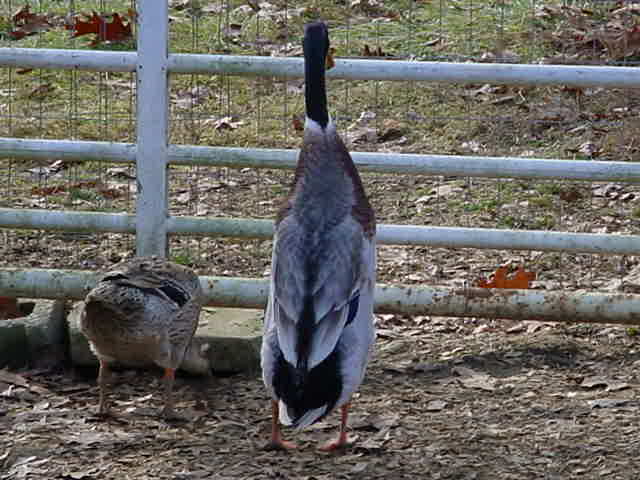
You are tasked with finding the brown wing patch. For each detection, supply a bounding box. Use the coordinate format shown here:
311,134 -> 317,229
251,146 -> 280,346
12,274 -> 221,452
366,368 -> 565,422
277,129 -> 375,238
275,147 -> 309,226
334,134 -> 376,237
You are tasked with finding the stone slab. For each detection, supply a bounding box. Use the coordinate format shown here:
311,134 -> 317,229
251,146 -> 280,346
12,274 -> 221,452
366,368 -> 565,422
0,299 -> 67,369
193,307 -> 263,374
0,321 -> 28,369
67,301 -> 98,368
68,303 -> 263,375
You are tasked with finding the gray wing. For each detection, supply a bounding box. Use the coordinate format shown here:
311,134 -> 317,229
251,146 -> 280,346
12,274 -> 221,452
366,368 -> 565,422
271,213 -> 372,369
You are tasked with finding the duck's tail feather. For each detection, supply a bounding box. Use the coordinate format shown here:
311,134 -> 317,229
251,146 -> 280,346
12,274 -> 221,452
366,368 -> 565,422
273,344 -> 342,430
279,401 -> 328,430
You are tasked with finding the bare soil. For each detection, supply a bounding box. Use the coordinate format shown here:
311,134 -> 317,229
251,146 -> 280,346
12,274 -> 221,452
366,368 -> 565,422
2,315 -> 640,480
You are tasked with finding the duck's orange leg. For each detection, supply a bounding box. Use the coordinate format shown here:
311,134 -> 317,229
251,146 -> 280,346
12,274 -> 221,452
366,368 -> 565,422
97,359 -> 111,416
160,367 -> 177,419
266,400 -> 297,450
319,402 -> 351,451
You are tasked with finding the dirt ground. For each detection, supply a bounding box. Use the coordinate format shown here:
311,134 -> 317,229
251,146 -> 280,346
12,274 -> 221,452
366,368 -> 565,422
2,313 -> 640,480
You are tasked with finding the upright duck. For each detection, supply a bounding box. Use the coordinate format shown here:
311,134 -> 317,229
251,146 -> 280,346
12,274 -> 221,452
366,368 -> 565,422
261,21 -> 376,451
81,256 -> 203,419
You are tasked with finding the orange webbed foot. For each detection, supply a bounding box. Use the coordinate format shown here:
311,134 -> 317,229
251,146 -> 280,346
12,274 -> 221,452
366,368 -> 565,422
318,403 -> 352,451
318,435 -> 351,452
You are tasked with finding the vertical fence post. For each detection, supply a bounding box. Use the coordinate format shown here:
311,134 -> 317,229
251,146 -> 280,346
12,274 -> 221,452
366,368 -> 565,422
135,0 -> 169,257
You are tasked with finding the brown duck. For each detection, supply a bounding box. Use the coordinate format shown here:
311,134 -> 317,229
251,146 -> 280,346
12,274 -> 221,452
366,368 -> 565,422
81,256 -> 203,418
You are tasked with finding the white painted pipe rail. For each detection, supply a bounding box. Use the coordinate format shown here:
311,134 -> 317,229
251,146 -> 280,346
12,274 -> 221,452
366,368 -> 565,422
1,268 -> 639,325
171,145 -> 640,181
170,54 -> 640,88
2,47 -> 640,88
1,137 -> 640,182
0,48 -> 136,72
135,1 -> 169,256
0,137 -> 135,163
2,208 -> 640,255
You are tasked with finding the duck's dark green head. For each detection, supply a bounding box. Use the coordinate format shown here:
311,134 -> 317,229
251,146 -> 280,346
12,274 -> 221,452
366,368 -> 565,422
303,22 -> 330,129
303,22 -> 329,63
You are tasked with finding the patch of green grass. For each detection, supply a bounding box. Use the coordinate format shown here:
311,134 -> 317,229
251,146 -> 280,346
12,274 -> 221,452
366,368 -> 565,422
68,188 -> 98,203
529,195 -> 554,209
498,215 -> 518,229
535,183 -> 563,196
531,214 -> 556,230
171,250 -> 196,267
464,199 -> 499,213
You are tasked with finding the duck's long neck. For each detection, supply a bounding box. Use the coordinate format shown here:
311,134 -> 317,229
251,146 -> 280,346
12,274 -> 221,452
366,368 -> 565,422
304,47 -> 329,129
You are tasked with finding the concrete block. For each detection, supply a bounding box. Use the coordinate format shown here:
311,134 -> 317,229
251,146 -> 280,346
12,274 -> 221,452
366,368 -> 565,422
67,301 -> 96,368
68,303 -> 263,375
0,299 -> 67,369
193,307 -> 263,374
0,321 -> 28,369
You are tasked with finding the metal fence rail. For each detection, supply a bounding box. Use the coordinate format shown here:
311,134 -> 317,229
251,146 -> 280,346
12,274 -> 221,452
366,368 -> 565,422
3,47 -> 640,88
2,268 -> 640,326
2,208 -> 640,255
2,138 -> 640,181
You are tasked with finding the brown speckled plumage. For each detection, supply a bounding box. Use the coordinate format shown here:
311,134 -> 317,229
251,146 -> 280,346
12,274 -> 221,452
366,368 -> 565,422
80,256 -> 203,418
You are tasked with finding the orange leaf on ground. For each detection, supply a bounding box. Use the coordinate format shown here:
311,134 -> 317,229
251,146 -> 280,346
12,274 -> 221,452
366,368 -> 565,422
12,5 -> 35,24
66,11 -> 132,45
476,266 -> 536,289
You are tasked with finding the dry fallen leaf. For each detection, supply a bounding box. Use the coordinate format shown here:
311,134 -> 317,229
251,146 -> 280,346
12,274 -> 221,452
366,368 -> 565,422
588,398 -> 628,409
425,399 -> 448,411
580,376 -> 609,389
107,167 -> 135,180
506,322 -> 527,334
66,11 -> 132,45
476,265 -> 536,289
0,369 -> 29,387
213,116 -> 245,131
362,44 -> 392,57
559,187 -> 583,203
10,5 -> 53,40
27,83 -> 56,100
606,382 -> 630,393
378,123 -> 406,143
453,366 -> 497,391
